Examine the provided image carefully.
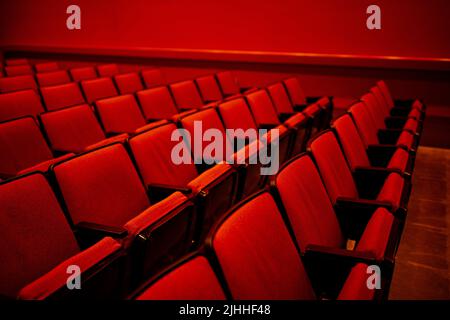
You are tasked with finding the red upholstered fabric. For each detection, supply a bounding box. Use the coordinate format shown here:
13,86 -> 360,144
70,67 -> 97,81
196,75 -> 224,102
218,98 -> 258,142
310,131 -> 359,204
0,117 -> 55,177
5,65 -> 33,76
36,70 -> 71,87
361,93 -> 385,130
0,89 -> 44,122
141,69 -> 165,88
356,208 -> 394,260
377,173 -> 405,210
136,86 -> 179,121
53,143 -> 150,227
303,103 -> 321,117
129,123 -> 198,187
397,131 -> 415,149
267,82 -> 295,114
97,64 -> 120,77
0,174 -> 80,298
170,80 -> 204,110
187,162 -> 233,193
276,155 -> 345,252
283,77 -> 307,106
41,83 -> 85,111
19,237 -> 121,300
0,75 -> 37,93
35,62 -> 59,73
96,94 -> 147,134
338,263 -> 376,300
114,72 -> 144,94
403,118 -> 420,134
18,153 -> 74,176
216,71 -> 240,96
40,104 -> 110,153
137,256 -> 225,300
81,77 -> 118,103
180,108 -> 233,163
387,148 -> 409,172
212,192 -> 315,300
245,90 -> 281,126
370,86 -> 391,117
283,112 -> 307,129
84,133 -> 129,151
5,58 -> 28,66
349,102 -> 379,146
377,80 -> 395,109
333,115 -> 371,170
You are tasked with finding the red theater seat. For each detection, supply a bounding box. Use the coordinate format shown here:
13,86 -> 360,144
215,71 -> 255,97
309,131 -> 409,212
333,114 -> 412,174
95,94 -> 161,134
35,62 -> 59,73
267,82 -> 296,117
141,69 -> 165,88
114,72 -> 144,95
97,63 -> 120,77
129,123 -> 237,239
0,75 -> 37,93
0,173 -> 123,300
377,80 -> 426,114
283,77 -> 307,108
81,77 -> 118,103
245,90 -> 281,127
40,104 -> 128,154
5,58 -> 28,66
196,75 -> 224,103
41,82 -> 85,111
0,117 -> 73,179
0,89 -> 44,122
51,143 -> 195,280
136,86 -> 179,121
70,67 -> 98,81
5,65 -> 33,76
136,255 -> 226,300
170,80 -> 204,110
211,192 -> 376,300
36,70 -> 71,87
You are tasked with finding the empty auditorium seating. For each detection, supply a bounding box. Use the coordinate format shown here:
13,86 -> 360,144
0,89 -> 44,122
170,80 -> 204,110
36,70 -> 71,87
41,82 -> 85,111
95,94 -> 161,134
51,143 -> 195,282
136,86 -> 179,121
0,173 -> 124,299
81,77 -> 118,103
70,66 -> 97,81
5,64 -> 33,76
245,89 -> 281,128
136,255 -> 226,300
0,75 -> 37,93
34,62 -> 59,73
0,117 -> 73,179
114,72 -> 144,94
210,191 -> 377,300
267,82 -> 297,119
283,77 -> 308,108
309,131 -> 409,212
377,80 -> 426,114
333,114 -> 412,174
40,104 -> 128,153
196,75 -> 224,103
349,102 -> 417,151
141,69 -> 165,88
97,63 -> 120,77
129,123 -> 237,239
215,71 -> 254,97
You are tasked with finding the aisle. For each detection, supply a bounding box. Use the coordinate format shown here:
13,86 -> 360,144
389,146 -> 450,299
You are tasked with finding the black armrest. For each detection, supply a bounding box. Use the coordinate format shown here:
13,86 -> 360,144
384,116 -> 408,129
377,128 -> 402,145
147,183 -> 192,202
293,104 -> 308,112
367,144 -> 397,167
352,166 -> 390,199
306,96 -> 321,104
303,244 -> 377,299
76,221 -> 128,238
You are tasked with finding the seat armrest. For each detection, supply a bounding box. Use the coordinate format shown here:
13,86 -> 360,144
76,221 -> 128,239
147,183 -> 192,202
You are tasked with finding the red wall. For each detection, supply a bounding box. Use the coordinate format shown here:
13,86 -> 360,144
1,0 -> 450,59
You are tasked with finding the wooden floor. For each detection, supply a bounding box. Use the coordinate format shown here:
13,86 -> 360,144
389,146 -> 450,300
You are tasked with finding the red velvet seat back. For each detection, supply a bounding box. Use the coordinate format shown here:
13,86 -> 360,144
0,75 -> 37,93
114,72 -> 144,95
283,77 -> 307,106
196,75 -> 223,102
170,80 -> 204,110
0,89 -> 44,122
81,77 -> 118,103
267,82 -> 295,114
136,86 -> 179,121
41,83 -> 85,111
245,90 -> 280,126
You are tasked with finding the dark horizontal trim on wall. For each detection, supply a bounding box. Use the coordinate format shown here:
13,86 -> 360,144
2,45 -> 450,71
